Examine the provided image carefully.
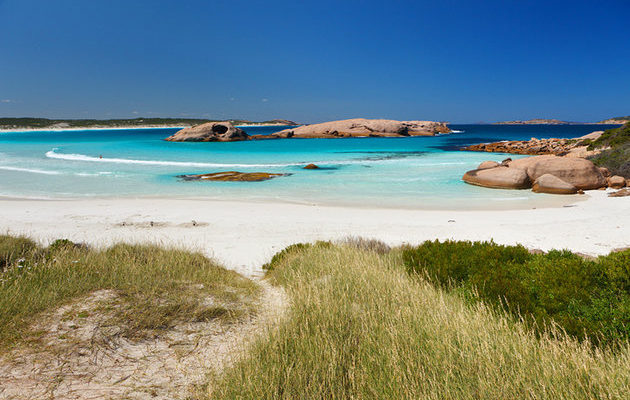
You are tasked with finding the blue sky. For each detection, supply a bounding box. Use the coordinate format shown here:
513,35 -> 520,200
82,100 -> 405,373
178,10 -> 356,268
0,0 -> 628,123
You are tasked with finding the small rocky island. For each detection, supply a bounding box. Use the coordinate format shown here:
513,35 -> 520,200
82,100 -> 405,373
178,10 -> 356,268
165,118 -> 450,142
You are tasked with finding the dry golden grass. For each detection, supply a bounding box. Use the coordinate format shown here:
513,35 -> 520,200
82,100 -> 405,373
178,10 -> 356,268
209,244 -> 630,399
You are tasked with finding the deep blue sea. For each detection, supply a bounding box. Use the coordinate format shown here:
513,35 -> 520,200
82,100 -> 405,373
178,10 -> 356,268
0,124 -> 619,209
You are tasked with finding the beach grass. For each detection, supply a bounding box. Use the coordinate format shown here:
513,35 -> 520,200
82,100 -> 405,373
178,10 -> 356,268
0,235 -> 260,349
209,242 -> 630,399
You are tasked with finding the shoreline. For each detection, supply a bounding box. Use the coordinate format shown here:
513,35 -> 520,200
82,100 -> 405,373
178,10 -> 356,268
1,191 -> 628,278
0,189 -> 589,212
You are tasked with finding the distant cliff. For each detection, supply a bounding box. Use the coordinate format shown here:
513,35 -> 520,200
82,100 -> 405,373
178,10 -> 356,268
494,119 -> 570,125
495,116 -> 629,125
0,117 -> 299,130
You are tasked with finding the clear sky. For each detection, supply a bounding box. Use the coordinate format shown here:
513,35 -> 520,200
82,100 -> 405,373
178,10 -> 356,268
0,0 -> 628,123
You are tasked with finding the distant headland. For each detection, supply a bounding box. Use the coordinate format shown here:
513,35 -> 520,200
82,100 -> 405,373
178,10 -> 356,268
0,117 -> 299,131
494,116 -> 629,125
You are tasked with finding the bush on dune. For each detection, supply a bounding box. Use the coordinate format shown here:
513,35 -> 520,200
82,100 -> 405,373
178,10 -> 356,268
402,240 -> 630,344
588,122 -> 630,177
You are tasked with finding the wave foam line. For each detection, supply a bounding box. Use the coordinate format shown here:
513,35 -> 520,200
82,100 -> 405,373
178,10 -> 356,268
0,165 -> 62,175
45,149 -> 409,168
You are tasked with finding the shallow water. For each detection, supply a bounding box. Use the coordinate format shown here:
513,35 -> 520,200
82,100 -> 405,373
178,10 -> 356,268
0,124 -> 618,209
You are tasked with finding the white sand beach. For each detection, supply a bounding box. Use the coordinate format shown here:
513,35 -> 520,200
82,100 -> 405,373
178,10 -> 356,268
1,191 -> 629,278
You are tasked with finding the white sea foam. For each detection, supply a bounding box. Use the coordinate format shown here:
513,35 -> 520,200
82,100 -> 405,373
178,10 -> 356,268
0,165 -> 62,175
45,148 -> 415,168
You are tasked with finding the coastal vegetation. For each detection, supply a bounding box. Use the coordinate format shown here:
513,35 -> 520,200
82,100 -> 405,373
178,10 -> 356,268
210,242 -> 630,399
0,235 -> 259,349
0,117 -> 297,130
3,235 -> 630,398
402,240 -> 630,345
589,122 -> 630,177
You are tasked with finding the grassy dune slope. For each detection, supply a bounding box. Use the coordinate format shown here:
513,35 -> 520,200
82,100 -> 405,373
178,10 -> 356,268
0,235 -> 259,349
210,243 -> 630,399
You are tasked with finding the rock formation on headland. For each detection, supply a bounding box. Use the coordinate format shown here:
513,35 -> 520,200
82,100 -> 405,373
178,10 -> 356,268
462,131 -> 604,157
165,121 -> 249,142
252,118 -> 450,139
462,155 -> 607,194
598,116 -> 630,125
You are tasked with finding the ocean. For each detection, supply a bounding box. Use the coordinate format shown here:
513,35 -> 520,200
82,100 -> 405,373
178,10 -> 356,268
0,124 -> 619,209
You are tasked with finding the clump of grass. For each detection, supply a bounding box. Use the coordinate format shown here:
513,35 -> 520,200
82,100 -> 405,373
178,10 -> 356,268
262,241 -> 332,270
0,235 -> 38,271
402,240 -> 630,345
209,244 -> 630,399
339,236 -> 391,254
0,235 -> 259,348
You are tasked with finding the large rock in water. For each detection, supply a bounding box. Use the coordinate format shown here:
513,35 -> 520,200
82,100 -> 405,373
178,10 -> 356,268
507,155 -> 606,190
165,121 -> 249,142
532,174 -> 577,194
266,118 -> 450,139
462,166 -> 530,189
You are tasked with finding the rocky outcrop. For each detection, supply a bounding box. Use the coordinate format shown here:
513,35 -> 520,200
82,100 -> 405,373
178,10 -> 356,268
268,118 -> 450,139
507,156 -> 607,190
177,171 -> 289,182
462,155 -> 606,193
608,175 -> 627,189
303,164 -> 319,169
477,161 -> 500,170
462,166 -> 530,189
532,174 -> 577,195
462,132 -> 604,157
166,122 -> 249,142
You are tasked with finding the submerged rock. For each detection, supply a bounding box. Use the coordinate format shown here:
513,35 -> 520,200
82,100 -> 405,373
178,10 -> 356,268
165,121 -> 249,142
532,174 -> 577,194
303,164 -> 319,169
268,118 -> 450,139
177,171 -> 289,182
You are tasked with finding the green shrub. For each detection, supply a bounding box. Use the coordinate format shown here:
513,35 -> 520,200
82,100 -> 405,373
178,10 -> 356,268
590,142 -> 630,178
402,240 -> 630,345
588,122 -> 630,150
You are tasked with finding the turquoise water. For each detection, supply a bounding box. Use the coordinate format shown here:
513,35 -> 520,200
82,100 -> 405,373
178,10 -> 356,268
0,124 -> 619,209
